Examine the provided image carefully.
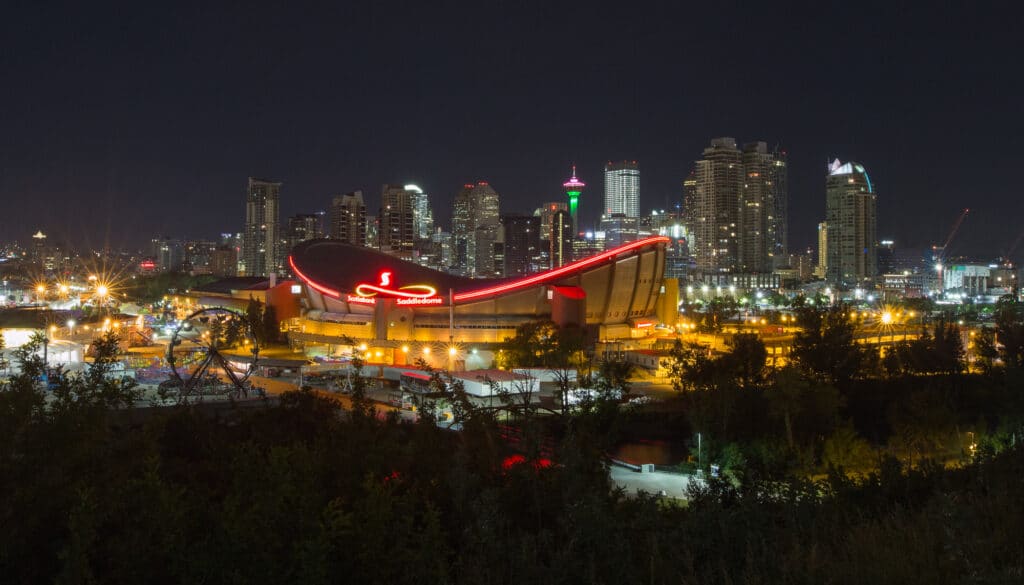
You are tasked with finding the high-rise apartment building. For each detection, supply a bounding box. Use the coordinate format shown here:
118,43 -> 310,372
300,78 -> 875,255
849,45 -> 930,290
500,214 -> 540,277
184,239 -> 217,273
684,138 -> 742,273
740,142 -> 788,271
379,184 -> 417,256
604,160 -> 640,217
451,181 -> 501,277
243,177 -> 282,276
286,214 -> 322,254
329,191 -> 367,247
684,138 -> 787,274
816,221 -> 828,278
210,246 -> 238,277
825,159 -> 878,286
151,237 -> 185,272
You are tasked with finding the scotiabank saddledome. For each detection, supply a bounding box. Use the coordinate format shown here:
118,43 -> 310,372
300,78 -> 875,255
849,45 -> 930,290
288,236 -> 670,347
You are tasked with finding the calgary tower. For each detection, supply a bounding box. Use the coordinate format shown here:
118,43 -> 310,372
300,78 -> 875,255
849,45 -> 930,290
563,165 -> 585,234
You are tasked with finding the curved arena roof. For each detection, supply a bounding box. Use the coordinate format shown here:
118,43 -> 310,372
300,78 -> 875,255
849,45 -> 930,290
290,236 -> 668,303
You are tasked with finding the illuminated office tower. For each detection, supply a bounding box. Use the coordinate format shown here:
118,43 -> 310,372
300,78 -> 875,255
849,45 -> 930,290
243,177 -> 282,276
379,184 -> 417,256
405,184 -> 434,240
451,181 -> 501,276
501,214 -> 540,277
603,160 -> 639,217
550,209 -> 574,268
825,159 -> 878,286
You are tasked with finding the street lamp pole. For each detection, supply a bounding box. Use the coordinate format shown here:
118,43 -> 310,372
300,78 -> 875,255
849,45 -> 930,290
697,432 -> 702,473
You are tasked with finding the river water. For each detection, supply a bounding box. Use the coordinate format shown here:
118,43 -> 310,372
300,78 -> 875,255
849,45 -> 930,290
612,439 -> 689,466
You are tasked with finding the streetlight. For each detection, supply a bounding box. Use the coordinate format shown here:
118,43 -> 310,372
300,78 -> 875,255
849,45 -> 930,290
66,319 -> 75,336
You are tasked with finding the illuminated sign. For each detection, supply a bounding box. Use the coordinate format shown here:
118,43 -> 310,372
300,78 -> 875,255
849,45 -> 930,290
347,295 -> 376,305
355,271 -> 439,300
396,297 -> 444,306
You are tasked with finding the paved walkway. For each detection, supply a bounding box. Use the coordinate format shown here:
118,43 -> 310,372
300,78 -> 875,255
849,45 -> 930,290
609,465 -> 701,500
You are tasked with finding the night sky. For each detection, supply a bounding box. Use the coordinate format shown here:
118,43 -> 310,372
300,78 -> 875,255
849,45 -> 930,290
3,2 -> 1022,259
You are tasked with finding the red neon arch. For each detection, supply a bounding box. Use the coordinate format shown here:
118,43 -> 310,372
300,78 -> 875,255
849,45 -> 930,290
288,255 -> 341,298
452,236 -> 669,302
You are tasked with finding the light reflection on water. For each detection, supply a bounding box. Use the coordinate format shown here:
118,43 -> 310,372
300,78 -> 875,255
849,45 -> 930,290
613,440 -> 687,465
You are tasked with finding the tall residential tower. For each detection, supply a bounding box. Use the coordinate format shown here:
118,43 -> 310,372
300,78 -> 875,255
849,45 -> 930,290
740,142 -> 788,271
684,138 -> 787,274
825,159 -> 878,286
684,138 -> 742,273
329,191 -> 367,246
243,177 -> 281,277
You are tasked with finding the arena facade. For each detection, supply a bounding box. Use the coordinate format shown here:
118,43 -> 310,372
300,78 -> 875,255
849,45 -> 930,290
287,236 -> 675,366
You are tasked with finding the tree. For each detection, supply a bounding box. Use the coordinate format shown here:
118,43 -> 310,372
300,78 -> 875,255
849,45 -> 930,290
245,297 -> 264,344
992,295 -> 1024,369
206,316 -> 225,349
720,333 -> 767,389
262,304 -> 279,344
822,421 -> 874,473
662,339 -> 714,392
698,296 -> 739,332
791,304 -> 865,384
224,317 -> 243,348
497,320 -> 584,369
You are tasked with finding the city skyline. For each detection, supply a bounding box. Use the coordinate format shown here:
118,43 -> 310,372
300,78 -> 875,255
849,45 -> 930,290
1,4 -> 1021,260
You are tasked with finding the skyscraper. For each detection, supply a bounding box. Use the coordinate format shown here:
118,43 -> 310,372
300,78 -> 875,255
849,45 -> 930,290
329,191 -> 367,246
243,177 -> 281,277
451,181 -> 501,277
451,184 -> 473,270
534,202 -> 567,244
379,184 -> 417,256
739,142 -> 787,272
286,214 -> 322,254
600,214 -> 641,247
684,138 -> 787,274
684,138 -> 742,273
603,160 -> 640,217
500,214 -> 540,277
406,184 -> 434,240
825,159 -> 878,286
563,166 -> 585,234
816,221 -> 828,278
550,209 -> 574,268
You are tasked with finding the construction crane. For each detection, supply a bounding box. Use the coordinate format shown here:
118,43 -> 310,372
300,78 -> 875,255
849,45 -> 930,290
1003,228 -> 1024,263
933,208 -> 969,295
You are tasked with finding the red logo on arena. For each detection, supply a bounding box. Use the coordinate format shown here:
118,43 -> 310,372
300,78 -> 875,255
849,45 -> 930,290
355,271 -> 438,300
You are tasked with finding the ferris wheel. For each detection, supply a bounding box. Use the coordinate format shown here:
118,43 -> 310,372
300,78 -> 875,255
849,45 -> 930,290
164,307 -> 260,402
